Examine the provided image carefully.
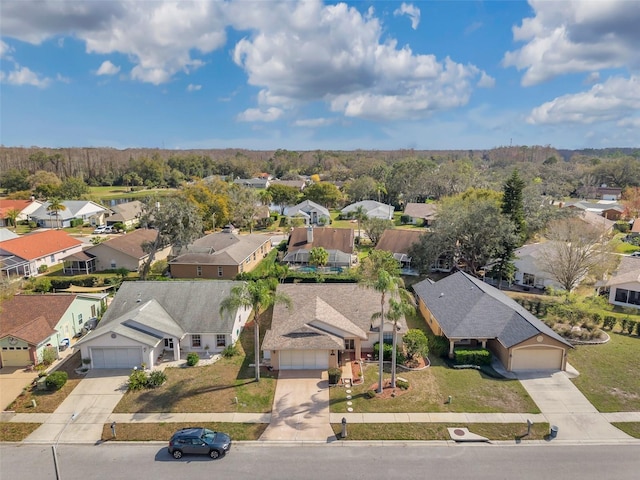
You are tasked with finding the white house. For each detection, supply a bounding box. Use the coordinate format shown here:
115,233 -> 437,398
605,256 -> 640,310
341,200 -> 394,220
74,281 -> 251,369
285,200 -> 331,225
29,200 -> 109,228
513,243 -> 563,290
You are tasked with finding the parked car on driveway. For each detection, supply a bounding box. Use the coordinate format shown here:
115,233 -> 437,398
103,225 -> 114,233
168,427 -> 231,460
630,251 -> 640,257
92,225 -> 106,234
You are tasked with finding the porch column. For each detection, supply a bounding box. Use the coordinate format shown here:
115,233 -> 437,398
173,339 -> 181,361
449,339 -> 455,358
481,339 -> 487,348
355,340 -> 361,361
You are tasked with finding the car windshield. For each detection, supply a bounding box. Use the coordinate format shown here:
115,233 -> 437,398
202,429 -> 217,440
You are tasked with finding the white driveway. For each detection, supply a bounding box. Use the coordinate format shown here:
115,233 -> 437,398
260,370 -> 336,442
24,370 -> 129,444
517,370 -> 632,441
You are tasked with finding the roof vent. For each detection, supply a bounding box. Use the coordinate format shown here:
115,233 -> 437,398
439,293 -> 444,298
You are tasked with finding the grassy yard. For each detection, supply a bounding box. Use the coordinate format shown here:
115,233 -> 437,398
112,317 -> 277,414
100,422 -> 267,442
568,331 -> 640,412
611,422 -> 640,438
8,352 -> 85,413
330,422 -> 550,441
0,423 -> 41,442
330,359 -> 539,414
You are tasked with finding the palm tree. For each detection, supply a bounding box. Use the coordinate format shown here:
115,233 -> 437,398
46,198 -> 66,229
373,296 -> 415,388
353,205 -> 368,242
5,208 -> 20,231
219,279 -> 291,381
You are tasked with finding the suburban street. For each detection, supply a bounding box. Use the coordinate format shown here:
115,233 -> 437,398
1,443 -> 637,480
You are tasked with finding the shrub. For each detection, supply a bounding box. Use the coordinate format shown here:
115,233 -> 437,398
70,218 -> 83,227
42,346 -> 57,365
50,279 -> 72,290
365,390 -> 377,399
430,336 -> 450,358
621,317 -> 629,332
453,348 -> 492,366
635,321 -> 640,336
400,214 -> 412,224
186,352 -> 199,366
591,312 -> 603,325
37,264 -> 49,274
221,344 -> 238,358
147,370 -> 167,388
45,371 -> 68,391
396,378 -> 410,390
34,278 -> 52,293
626,320 -> 636,335
603,316 -> 617,330
373,342 -> 405,364
127,370 -> 148,391
328,367 -> 342,385
403,329 -> 429,360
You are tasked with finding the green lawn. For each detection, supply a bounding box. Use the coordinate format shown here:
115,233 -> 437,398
112,314 -> 277,414
611,422 -> 640,438
100,422 -> 267,442
330,422 -> 550,441
568,331 -> 640,412
329,359 -> 539,414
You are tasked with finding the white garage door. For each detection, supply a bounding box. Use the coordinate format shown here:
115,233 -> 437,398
279,350 -> 328,370
1,347 -> 31,367
91,347 -> 142,369
511,347 -> 563,371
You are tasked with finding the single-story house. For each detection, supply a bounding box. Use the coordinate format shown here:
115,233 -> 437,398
263,283 -> 407,370
0,198 -> 44,227
512,243 -> 563,290
282,227 -> 355,268
341,200 -> 394,220
106,200 -> 143,230
413,272 -> 573,371
403,203 -> 437,227
74,281 -> 251,369
170,232 -> 271,279
83,228 -> 171,272
375,229 -> 423,275
29,200 -> 109,229
596,186 -> 622,201
285,200 -> 331,226
604,256 -> 640,310
233,178 -> 270,189
270,179 -> 306,191
0,228 -> 19,242
0,293 -> 106,368
0,230 -> 84,279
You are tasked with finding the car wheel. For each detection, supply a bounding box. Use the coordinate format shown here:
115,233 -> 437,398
172,450 -> 183,459
209,449 -> 221,459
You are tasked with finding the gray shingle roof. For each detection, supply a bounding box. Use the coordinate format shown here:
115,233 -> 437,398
171,232 -> 270,266
95,280 -> 245,335
413,271 -> 572,348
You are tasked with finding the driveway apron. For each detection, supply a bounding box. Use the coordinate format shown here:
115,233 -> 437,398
517,370 -> 632,441
0,367 -> 38,411
260,370 -> 336,442
23,369 -> 129,444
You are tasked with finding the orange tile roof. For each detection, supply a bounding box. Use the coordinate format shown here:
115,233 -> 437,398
0,199 -> 31,217
0,230 -> 83,260
0,294 -> 77,344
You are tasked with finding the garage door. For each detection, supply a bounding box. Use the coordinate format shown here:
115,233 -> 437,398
91,347 -> 142,369
279,350 -> 328,370
1,347 -> 31,367
511,347 -> 563,371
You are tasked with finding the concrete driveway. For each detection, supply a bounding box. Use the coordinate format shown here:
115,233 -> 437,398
517,370 -> 632,441
260,370 -> 336,442
23,369 -> 129,444
0,367 -> 38,411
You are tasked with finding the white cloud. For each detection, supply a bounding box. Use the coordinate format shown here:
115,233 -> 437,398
187,84 -> 201,92
96,60 -> 120,76
394,3 -> 421,30
293,117 -> 336,127
0,40 -> 14,59
230,1 -> 486,121
584,72 -> 600,85
528,76 -> 640,125
477,72 -> 495,88
617,117 -> 640,128
503,0 -> 640,86
237,107 -> 284,122
0,65 -> 50,88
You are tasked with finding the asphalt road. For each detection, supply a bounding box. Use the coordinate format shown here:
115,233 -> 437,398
1,443 -> 638,480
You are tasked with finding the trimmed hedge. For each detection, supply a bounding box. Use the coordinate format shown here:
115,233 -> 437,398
45,371 -> 68,391
453,348 -> 492,366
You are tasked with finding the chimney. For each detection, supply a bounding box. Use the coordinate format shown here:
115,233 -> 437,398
307,225 -> 313,244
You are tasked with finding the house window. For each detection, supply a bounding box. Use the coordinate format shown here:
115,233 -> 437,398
50,254 -> 55,262
615,288 -> 629,303
77,314 -> 83,325
522,273 -> 535,286
110,260 -> 116,268
196,266 -> 202,277
628,290 -> 640,305
253,252 -> 256,261
218,266 -> 223,277
192,335 -> 201,348
216,335 -> 226,347
344,339 -> 355,350
383,332 -> 393,343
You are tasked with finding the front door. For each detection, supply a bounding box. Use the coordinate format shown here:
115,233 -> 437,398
164,338 -> 174,349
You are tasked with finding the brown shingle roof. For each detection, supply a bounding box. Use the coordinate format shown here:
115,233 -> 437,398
375,229 -> 423,255
0,294 -> 77,344
0,230 -> 82,260
91,228 -> 158,259
287,227 -> 354,254
403,202 -> 437,219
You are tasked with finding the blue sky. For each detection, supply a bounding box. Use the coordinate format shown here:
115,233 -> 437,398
1,1 -> 639,150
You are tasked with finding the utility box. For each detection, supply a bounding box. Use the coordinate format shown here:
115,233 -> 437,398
36,377 -> 47,391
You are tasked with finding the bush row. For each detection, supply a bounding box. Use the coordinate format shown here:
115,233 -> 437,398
453,348 -> 492,366
127,369 -> 167,391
